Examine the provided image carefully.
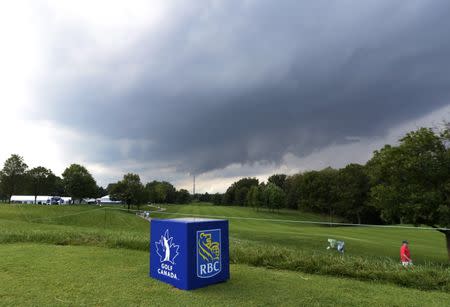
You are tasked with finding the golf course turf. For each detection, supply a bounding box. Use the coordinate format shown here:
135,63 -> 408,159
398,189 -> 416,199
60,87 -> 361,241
1,203 -> 449,305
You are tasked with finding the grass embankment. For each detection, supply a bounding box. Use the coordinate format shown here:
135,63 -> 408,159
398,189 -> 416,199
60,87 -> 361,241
1,203 -> 450,292
0,205 -> 148,250
153,203 -> 448,262
1,243 -> 450,306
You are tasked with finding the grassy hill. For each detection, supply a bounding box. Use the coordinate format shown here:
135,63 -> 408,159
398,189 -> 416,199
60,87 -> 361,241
153,203 -> 449,262
3,202 -> 446,262
1,202 -> 450,305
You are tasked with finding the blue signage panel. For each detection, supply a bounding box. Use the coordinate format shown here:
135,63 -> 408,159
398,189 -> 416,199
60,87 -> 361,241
196,229 -> 221,278
150,218 -> 229,290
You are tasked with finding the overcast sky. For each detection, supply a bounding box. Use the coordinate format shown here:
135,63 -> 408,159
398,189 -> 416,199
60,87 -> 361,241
1,0 -> 449,192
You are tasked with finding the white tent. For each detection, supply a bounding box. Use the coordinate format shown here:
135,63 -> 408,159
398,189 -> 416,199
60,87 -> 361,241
10,195 -> 51,204
10,195 -> 72,205
97,195 -> 121,204
60,197 -> 72,205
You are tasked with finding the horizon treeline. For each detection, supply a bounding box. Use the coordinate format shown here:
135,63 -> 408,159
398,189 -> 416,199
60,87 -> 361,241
0,157 -> 190,207
202,126 -> 450,232
205,165 -> 380,224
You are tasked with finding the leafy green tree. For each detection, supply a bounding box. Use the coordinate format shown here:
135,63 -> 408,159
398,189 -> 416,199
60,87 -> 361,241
198,192 -> 211,202
154,183 -> 166,203
264,183 -> 286,212
259,182 -> 269,209
224,177 -> 259,205
367,127 -> 450,259
334,164 -> 376,224
212,193 -> 223,205
27,166 -> 54,203
0,190 -> 6,202
222,192 -> 232,205
284,174 -> 303,209
268,174 -> 287,191
157,182 -> 177,203
166,183 -> 177,203
164,181 -> 177,203
235,186 -> 249,206
62,164 -> 97,203
110,173 -> 147,210
0,154 -> 28,202
95,185 -> 108,198
145,181 -> 177,203
49,175 -> 65,196
106,183 -> 117,194
145,181 -> 159,203
297,168 -> 338,215
246,185 -> 261,211
175,189 -> 191,204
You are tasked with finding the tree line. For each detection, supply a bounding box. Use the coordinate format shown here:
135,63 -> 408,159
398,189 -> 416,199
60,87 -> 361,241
206,127 -> 450,259
0,157 -> 190,208
107,176 -> 190,210
0,158 -> 101,203
209,167 -> 376,222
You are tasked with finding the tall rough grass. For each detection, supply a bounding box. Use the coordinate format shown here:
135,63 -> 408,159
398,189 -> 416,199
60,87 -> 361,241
230,239 -> 450,291
1,227 -> 449,291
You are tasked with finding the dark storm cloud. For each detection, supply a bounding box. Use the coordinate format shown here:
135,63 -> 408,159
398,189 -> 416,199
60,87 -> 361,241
33,0 -> 450,173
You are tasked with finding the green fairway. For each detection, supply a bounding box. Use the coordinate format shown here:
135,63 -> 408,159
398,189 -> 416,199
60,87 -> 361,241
152,203 -> 449,263
3,202 -> 446,264
1,202 -> 450,305
1,243 -> 450,307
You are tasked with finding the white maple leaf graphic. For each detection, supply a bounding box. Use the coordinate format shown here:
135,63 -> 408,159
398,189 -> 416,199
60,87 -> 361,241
155,229 -> 180,264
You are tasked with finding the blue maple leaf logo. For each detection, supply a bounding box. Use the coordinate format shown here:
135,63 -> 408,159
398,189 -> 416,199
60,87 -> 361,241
155,229 -> 179,264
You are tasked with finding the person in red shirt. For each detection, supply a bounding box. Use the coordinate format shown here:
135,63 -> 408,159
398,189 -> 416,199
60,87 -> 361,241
400,240 -> 412,267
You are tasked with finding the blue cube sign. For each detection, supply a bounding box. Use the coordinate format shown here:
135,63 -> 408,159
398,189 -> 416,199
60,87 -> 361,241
150,218 -> 229,290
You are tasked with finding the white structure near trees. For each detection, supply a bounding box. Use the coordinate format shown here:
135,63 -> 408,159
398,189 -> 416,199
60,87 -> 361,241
97,195 -> 121,204
10,195 -> 72,205
10,195 -> 119,205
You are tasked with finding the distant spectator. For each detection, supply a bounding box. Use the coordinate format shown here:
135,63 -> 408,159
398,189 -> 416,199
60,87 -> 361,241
400,240 -> 412,267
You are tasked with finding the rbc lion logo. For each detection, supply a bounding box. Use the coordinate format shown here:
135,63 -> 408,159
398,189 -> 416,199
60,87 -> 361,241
196,229 -> 221,278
